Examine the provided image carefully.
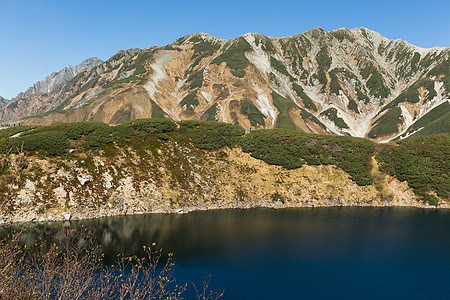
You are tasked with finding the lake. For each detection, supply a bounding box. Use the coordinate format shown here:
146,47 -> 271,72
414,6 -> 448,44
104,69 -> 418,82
2,207 -> 449,299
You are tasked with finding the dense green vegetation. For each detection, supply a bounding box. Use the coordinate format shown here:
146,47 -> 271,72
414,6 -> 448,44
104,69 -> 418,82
0,126 -> 32,139
212,37 -> 251,70
271,91 -> 297,130
187,70 -> 204,89
347,99 -> 360,113
240,129 -> 374,185
330,29 -> 356,43
240,100 -> 265,126
0,118 -> 447,200
376,134 -> 449,204
200,103 -> 218,121
315,47 -> 331,69
320,108 -> 349,129
292,83 -> 317,111
270,57 -> 291,78
180,92 -> 199,109
401,101 -> 450,137
189,38 -> 221,70
368,107 -> 402,138
360,64 -> 391,99
177,120 -> 245,150
0,119 -> 175,156
151,101 -> 166,118
300,110 -> 327,129
230,70 -> 245,78
356,88 -> 370,104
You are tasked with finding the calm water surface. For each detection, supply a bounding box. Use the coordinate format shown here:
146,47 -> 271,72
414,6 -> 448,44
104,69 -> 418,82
2,207 -> 450,299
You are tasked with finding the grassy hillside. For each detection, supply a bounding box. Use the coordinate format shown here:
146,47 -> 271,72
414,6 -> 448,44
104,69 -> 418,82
0,119 -> 448,205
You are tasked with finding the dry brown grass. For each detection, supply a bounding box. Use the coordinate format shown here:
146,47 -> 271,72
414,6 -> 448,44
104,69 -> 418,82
0,229 -> 223,300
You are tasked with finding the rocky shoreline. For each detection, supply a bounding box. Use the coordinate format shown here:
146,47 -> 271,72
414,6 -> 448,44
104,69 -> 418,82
2,198 -> 448,226
1,145 -> 448,226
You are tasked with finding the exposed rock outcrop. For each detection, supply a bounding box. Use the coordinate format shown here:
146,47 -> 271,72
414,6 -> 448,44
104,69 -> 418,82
1,142 -> 444,225
0,28 -> 448,142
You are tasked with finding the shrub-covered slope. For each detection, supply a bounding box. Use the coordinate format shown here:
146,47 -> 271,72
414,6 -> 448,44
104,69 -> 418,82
0,119 -> 447,224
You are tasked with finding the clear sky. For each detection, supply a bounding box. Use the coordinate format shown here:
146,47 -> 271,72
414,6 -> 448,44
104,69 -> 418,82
0,0 -> 448,99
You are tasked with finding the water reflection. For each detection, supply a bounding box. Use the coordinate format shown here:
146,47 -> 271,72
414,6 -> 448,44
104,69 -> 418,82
1,207 -> 449,299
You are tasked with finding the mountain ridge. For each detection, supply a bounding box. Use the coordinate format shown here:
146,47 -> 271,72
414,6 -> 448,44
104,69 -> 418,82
0,27 -> 448,142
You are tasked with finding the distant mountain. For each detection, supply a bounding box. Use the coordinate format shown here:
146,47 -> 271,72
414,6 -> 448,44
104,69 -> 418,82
0,96 -> 8,110
0,57 -> 103,121
0,28 -> 448,142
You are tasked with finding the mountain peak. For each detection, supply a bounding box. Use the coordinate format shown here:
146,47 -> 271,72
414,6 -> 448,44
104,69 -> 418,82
1,28 -> 448,143
174,33 -> 224,45
12,57 -> 103,100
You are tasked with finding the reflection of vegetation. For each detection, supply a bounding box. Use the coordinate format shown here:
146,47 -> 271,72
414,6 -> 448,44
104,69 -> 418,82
0,229 -> 222,299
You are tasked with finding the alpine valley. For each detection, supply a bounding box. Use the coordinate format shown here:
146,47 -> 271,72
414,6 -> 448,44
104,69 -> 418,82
0,27 -> 448,142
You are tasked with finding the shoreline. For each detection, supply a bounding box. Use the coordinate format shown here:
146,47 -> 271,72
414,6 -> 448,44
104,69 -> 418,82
2,200 -> 448,226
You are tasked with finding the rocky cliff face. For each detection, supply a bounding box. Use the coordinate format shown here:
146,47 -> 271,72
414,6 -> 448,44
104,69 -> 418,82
0,143 -> 431,224
1,28 -> 448,142
0,96 -> 8,110
0,57 -> 103,120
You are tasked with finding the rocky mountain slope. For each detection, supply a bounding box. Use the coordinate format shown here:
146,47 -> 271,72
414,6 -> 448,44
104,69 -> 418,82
0,57 -> 103,121
1,28 -> 448,142
0,96 -> 8,110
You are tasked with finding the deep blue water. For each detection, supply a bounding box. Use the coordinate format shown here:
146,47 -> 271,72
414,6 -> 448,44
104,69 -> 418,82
2,207 -> 450,299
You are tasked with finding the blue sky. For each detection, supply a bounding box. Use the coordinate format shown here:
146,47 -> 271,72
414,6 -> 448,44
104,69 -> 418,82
0,0 -> 449,99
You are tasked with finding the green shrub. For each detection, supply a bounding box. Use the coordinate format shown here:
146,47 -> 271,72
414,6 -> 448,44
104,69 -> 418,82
292,83 -> 317,111
271,91 -> 297,130
347,99 -> 360,113
187,70 -> 204,89
230,70 -> 245,78
376,134 -> 449,203
240,129 -> 374,185
0,126 -> 33,139
151,101 -> 166,118
200,104 -> 218,121
212,37 -> 251,70
240,100 -> 265,126
320,108 -> 349,129
368,107 -> 402,138
180,92 -> 199,109
177,120 -> 245,150
270,57 -> 290,77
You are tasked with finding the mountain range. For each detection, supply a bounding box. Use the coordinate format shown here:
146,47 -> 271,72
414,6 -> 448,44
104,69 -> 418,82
0,27 -> 448,142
